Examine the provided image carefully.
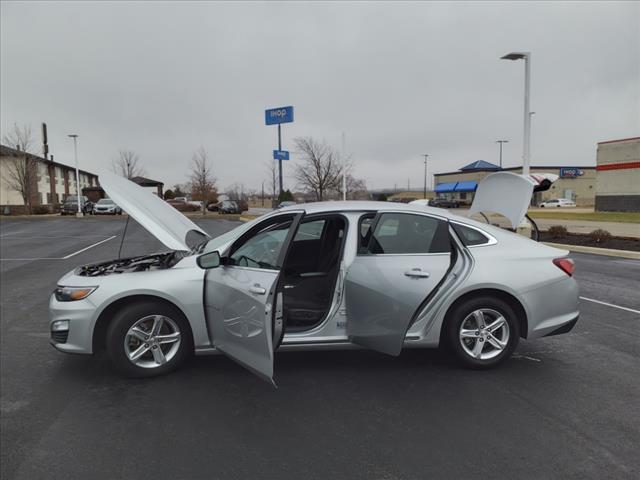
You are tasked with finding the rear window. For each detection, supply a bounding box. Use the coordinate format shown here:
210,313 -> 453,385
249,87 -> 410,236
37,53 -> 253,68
362,213 -> 450,254
452,223 -> 490,246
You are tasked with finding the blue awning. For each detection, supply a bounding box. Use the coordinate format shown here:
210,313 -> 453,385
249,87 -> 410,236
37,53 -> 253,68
454,181 -> 478,192
434,182 -> 457,193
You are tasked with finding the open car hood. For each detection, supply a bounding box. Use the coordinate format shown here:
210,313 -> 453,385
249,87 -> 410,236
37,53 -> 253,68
99,171 -> 209,251
469,171 -> 559,228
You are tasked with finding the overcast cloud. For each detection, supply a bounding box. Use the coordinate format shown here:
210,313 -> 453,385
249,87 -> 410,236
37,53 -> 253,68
1,1 -> 638,192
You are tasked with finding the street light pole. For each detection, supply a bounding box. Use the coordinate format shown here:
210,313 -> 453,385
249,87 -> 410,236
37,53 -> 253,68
422,154 -> 429,199
495,140 -> 509,168
68,134 -> 81,216
501,51 -> 531,176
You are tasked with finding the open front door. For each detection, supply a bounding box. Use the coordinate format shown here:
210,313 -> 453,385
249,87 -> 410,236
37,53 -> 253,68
202,213 -> 301,384
346,212 -> 453,355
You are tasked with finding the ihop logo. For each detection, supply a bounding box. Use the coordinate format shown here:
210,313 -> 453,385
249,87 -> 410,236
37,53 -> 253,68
265,106 -> 294,125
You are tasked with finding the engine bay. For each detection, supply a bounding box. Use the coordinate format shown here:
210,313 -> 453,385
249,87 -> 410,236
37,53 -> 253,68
77,252 -> 180,276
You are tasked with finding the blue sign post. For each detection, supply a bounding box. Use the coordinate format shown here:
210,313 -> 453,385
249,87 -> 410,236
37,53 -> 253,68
273,150 -> 289,161
265,106 -> 294,196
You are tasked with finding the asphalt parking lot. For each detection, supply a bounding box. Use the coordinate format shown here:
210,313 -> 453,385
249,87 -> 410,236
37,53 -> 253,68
1,217 -> 639,479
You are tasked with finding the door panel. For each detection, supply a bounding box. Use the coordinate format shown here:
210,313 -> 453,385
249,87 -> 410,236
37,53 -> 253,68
345,254 -> 451,355
202,212 -> 302,384
205,266 -> 280,384
346,212 -> 452,355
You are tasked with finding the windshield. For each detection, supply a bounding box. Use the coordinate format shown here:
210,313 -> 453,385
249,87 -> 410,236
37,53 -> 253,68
97,199 -> 114,205
64,196 -> 83,203
200,216 -> 262,254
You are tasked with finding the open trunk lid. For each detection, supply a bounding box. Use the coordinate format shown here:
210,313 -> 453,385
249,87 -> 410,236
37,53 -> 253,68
469,171 -> 559,228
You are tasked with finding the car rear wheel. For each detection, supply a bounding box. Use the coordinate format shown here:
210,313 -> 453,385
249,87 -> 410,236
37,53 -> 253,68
444,296 -> 519,369
106,301 -> 192,377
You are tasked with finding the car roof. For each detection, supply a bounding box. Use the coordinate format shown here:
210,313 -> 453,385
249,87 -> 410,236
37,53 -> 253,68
278,200 -> 465,220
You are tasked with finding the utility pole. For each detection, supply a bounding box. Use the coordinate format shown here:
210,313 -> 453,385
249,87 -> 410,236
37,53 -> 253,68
68,134 -> 81,217
341,132 -> 347,201
501,52 -> 532,176
277,124 -> 283,197
422,154 -> 429,199
495,140 -> 508,168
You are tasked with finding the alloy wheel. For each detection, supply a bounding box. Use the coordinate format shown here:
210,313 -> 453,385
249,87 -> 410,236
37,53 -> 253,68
124,315 -> 181,368
458,308 -> 510,360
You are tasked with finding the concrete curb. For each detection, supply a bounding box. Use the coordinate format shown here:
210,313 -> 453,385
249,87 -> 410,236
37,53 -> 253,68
542,242 -> 640,260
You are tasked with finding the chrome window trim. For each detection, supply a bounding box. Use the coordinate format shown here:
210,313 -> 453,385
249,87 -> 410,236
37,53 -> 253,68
449,220 -> 497,247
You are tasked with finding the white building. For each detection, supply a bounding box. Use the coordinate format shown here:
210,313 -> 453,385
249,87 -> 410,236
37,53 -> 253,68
1,144 -> 99,214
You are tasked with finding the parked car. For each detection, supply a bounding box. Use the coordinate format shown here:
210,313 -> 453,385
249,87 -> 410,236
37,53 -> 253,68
60,195 -> 93,215
540,198 -> 576,208
277,201 -> 297,209
206,201 -> 219,212
49,172 -> 579,381
166,198 -> 199,212
410,198 -> 459,208
93,198 -> 122,215
218,200 -> 242,214
426,198 -> 460,208
237,199 -> 249,212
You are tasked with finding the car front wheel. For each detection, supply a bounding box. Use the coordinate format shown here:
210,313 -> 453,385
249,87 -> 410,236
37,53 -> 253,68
444,296 -> 519,369
106,301 -> 192,377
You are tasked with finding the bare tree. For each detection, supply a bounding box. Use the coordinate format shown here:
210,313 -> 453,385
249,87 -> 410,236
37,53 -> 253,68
189,146 -> 217,214
293,137 -> 344,201
341,174 -> 369,200
112,150 -> 145,179
1,124 -> 37,212
264,159 -> 278,205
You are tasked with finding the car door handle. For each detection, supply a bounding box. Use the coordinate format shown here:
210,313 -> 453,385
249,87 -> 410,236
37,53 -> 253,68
249,285 -> 267,295
404,269 -> 430,278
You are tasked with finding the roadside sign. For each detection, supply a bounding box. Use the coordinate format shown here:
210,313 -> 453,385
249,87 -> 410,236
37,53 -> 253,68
559,167 -> 584,178
265,106 -> 294,125
273,150 -> 290,161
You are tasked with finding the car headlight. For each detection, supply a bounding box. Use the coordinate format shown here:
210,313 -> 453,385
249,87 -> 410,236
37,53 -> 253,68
54,286 -> 97,302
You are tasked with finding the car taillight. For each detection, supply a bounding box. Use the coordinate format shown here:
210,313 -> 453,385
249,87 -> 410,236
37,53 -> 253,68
553,258 -> 575,276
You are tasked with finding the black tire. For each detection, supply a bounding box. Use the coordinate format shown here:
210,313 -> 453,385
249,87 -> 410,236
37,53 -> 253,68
444,296 -> 520,369
106,301 -> 193,377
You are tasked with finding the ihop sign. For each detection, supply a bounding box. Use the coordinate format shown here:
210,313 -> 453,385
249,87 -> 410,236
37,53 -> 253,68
559,167 -> 585,178
265,106 -> 294,125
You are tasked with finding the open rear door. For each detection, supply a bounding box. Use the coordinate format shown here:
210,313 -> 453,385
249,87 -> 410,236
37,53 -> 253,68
345,212 -> 453,355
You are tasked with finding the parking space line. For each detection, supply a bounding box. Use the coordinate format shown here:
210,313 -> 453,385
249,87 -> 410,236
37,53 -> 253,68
61,235 -> 118,258
0,235 -> 117,261
1,234 -> 114,239
580,296 -> 640,315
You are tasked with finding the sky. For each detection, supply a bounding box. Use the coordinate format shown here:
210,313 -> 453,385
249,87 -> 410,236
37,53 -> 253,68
1,1 -> 638,192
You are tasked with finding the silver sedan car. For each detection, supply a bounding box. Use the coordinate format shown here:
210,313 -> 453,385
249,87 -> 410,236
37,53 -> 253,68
49,172 -> 579,383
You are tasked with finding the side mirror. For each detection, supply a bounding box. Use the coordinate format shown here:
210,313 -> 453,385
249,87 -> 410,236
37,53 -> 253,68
197,251 -> 221,269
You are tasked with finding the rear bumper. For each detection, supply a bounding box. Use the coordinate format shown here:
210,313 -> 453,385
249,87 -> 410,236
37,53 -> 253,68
521,276 -> 580,339
544,314 -> 579,337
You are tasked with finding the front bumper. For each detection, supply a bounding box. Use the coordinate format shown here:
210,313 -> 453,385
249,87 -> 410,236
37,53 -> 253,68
49,293 -> 97,354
